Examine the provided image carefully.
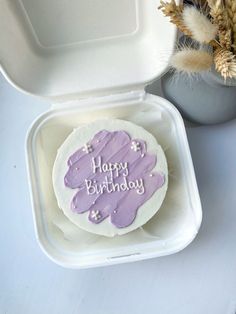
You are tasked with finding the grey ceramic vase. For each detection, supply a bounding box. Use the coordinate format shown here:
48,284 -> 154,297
161,68 -> 236,125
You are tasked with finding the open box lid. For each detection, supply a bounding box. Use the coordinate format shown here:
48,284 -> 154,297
0,0 -> 177,101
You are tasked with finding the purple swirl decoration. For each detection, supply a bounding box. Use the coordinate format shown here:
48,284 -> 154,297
64,130 -> 165,228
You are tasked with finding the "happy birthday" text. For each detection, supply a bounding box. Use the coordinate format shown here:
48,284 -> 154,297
84,156 -> 145,195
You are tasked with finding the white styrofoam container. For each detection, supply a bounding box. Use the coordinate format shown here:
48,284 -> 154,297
0,0 -> 202,268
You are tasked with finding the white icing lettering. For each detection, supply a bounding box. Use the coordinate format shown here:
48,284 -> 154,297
91,156 -> 129,177
85,179 -> 96,195
113,182 -> 121,192
129,181 -> 135,189
120,177 -> 129,191
121,162 -> 128,177
87,156 -> 145,196
85,176 -> 145,195
102,162 -> 109,173
136,178 -> 145,195
104,176 -> 112,193
92,156 -> 102,174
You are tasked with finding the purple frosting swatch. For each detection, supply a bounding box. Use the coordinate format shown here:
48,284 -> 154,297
64,130 -> 165,228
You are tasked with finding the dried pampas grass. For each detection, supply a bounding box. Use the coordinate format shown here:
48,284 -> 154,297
171,48 -> 213,74
183,6 -> 218,43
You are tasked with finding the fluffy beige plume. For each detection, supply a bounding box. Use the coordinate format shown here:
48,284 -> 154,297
170,48 -> 213,74
214,48 -> 236,79
183,6 -> 218,43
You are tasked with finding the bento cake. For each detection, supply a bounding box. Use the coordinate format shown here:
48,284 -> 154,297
52,119 -> 168,237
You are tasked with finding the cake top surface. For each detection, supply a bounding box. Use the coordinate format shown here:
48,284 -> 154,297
53,119 -> 168,237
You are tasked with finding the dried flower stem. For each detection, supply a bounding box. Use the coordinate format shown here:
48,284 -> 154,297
158,0 -> 192,36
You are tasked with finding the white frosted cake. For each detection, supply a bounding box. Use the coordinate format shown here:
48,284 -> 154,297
52,119 -> 168,237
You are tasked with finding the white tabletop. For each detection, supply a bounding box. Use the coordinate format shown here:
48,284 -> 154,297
1,74 -> 236,314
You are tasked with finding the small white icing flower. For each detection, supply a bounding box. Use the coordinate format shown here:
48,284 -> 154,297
91,210 -> 101,221
82,143 -> 93,154
131,141 -> 141,152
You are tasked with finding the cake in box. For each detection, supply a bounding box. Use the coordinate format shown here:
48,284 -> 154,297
53,119 -> 168,237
